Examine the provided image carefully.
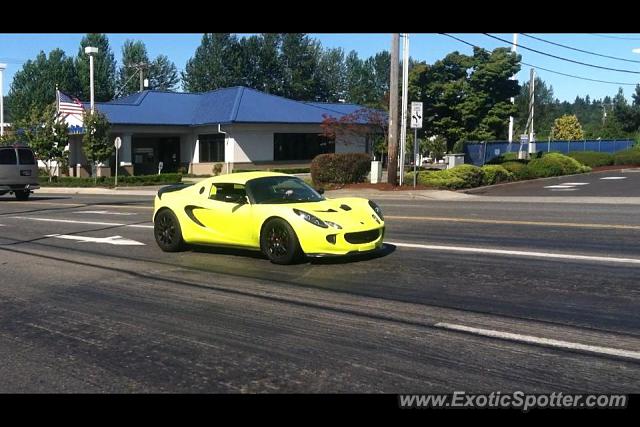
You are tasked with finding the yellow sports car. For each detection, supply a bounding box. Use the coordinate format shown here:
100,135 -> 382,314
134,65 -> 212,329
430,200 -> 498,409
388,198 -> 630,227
153,171 -> 385,264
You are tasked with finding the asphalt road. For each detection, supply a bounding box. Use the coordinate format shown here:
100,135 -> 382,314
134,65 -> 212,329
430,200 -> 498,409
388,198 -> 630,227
1,186 -> 640,393
469,168 -> 640,197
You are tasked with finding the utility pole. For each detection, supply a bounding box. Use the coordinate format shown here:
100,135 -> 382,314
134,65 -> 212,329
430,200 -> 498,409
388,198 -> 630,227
387,34 -> 400,185
137,62 -> 149,92
508,33 -> 518,145
527,68 -> 536,156
399,33 -> 410,186
0,63 -> 5,137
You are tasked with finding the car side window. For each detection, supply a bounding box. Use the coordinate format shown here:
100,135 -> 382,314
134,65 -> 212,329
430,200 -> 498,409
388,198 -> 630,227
210,183 -> 247,204
0,148 -> 17,165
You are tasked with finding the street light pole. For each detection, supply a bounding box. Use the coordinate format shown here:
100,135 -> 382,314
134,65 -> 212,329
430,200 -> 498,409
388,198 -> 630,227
508,33 -> 518,145
399,33 -> 409,186
84,47 -> 99,113
0,63 -> 5,137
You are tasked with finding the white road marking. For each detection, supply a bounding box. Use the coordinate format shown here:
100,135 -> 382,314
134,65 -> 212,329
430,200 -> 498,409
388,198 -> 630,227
544,185 -> 575,189
600,176 -> 627,180
562,182 -> 589,185
434,322 -> 640,361
74,210 -> 136,216
388,241 -> 640,266
45,234 -> 145,246
9,216 -> 153,229
550,188 -> 578,192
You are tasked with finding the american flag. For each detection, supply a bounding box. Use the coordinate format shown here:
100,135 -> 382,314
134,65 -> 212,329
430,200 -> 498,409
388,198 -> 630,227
57,90 -> 85,115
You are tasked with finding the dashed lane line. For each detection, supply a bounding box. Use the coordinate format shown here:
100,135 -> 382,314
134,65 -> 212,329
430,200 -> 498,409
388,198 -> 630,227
8,216 -> 154,229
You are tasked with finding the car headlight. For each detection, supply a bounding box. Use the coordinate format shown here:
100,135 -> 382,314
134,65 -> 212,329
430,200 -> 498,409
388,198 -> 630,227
324,220 -> 342,230
293,209 -> 328,228
368,200 -> 384,221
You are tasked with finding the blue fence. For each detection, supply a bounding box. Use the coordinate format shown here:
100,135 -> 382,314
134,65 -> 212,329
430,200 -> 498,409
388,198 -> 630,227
464,139 -> 635,166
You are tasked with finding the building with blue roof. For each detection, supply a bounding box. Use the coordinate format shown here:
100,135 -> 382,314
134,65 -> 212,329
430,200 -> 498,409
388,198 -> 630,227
64,86 -> 384,176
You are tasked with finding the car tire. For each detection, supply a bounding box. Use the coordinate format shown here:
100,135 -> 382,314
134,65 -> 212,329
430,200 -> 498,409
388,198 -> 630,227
14,190 -> 30,201
154,209 -> 185,252
260,218 -> 303,265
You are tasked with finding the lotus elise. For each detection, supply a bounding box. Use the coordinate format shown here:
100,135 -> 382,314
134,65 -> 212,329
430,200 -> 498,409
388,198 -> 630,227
153,172 -> 385,264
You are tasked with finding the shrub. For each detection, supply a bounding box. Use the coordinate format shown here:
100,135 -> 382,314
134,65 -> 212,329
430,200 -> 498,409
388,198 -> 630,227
501,161 -> 531,180
526,152 -> 590,178
39,173 -> 183,187
613,148 -> 640,165
481,165 -> 514,185
567,151 -> 614,167
409,164 -> 484,190
311,153 -> 371,186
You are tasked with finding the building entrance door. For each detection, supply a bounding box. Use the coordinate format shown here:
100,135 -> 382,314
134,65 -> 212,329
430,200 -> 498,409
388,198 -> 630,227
132,136 -> 180,175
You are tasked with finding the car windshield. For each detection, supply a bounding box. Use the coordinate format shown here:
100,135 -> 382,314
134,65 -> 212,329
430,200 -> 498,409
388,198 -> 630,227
247,176 -> 324,204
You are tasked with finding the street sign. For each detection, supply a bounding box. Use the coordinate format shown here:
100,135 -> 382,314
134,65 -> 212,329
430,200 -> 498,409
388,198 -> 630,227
410,102 -> 423,129
114,137 -> 122,149
158,161 -> 164,175
520,134 -> 529,144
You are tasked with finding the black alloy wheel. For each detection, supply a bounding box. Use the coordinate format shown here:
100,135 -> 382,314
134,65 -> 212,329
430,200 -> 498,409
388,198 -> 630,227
154,209 -> 185,252
261,218 -> 302,265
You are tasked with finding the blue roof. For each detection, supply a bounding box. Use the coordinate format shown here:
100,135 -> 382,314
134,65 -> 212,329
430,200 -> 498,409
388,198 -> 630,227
84,87 -> 381,126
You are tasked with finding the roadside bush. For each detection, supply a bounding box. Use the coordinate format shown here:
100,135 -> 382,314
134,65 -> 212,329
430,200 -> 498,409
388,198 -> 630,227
567,151 -> 614,167
39,173 -> 183,187
526,153 -> 590,178
481,165 -> 513,185
311,153 -> 371,186
409,164 -> 484,190
501,161 -> 531,180
613,148 -> 640,165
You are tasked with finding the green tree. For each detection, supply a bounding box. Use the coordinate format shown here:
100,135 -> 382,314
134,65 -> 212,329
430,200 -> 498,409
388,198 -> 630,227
8,49 -> 80,123
17,104 -> 69,181
148,55 -> 180,91
75,34 -> 116,101
182,33 -> 243,92
552,114 -> 584,140
279,33 -> 322,100
514,76 -> 556,139
315,47 -> 346,102
82,110 -> 112,175
116,40 -> 150,97
408,47 -> 521,150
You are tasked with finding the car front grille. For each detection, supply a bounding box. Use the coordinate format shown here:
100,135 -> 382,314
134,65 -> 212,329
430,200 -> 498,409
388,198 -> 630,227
344,228 -> 381,244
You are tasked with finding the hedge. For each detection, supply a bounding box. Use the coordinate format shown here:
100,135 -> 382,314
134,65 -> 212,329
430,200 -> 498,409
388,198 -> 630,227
481,165 -> 514,185
501,161 -> 531,180
487,151 -> 522,164
408,164 -> 484,190
613,148 -> 640,166
567,151 -> 614,167
39,173 -> 183,187
310,153 -> 371,186
526,153 -> 590,178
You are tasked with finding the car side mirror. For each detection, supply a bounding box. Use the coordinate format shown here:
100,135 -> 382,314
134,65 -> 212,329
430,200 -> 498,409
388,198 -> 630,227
316,188 -> 325,195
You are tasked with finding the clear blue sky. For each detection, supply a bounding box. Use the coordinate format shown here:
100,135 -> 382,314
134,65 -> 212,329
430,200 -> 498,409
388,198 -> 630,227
2,33 -> 640,103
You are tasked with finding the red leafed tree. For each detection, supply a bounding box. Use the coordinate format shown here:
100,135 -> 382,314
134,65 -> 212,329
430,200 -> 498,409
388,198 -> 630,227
320,108 -> 388,162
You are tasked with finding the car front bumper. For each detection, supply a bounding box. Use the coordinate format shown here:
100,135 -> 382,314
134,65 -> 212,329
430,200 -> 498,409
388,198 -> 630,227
300,225 -> 385,257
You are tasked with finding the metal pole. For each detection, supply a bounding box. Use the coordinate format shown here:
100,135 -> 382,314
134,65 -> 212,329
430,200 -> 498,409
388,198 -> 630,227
387,34 -> 400,185
508,33 -> 518,144
139,63 -> 144,92
399,33 -> 409,186
115,145 -> 118,187
89,54 -> 95,113
0,63 -> 5,137
413,128 -> 418,188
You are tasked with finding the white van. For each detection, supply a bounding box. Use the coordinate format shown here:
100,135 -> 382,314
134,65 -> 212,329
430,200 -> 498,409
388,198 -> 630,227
0,145 -> 40,200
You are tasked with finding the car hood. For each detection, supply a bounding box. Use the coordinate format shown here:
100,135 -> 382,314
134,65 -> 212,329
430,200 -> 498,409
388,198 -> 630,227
267,197 -> 382,229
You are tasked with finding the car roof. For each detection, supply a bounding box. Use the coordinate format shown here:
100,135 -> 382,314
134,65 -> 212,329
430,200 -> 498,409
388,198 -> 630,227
209,171 -> 292,185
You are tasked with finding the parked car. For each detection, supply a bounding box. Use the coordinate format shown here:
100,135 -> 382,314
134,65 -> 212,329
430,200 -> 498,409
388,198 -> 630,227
0,145 -> 40,200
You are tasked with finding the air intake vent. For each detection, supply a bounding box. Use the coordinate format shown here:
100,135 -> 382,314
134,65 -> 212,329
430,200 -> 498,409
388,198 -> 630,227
340,204 -> 351,211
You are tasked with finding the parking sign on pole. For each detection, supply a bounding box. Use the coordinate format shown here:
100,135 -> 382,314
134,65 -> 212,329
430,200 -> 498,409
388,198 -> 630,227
410,102 -> 423,187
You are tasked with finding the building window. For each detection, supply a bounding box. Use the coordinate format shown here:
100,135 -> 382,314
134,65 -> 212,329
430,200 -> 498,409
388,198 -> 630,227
199,134 -> 225,162
273,133 -> 335,161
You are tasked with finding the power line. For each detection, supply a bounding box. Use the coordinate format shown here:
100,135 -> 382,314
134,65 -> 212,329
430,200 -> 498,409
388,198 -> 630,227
483,33 -> 640,74
520,33 -> 640,64
439,33 -> 638,87
589,33 -> 640,41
